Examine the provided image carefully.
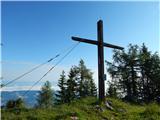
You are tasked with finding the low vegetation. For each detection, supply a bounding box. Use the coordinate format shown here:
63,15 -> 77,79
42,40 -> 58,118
2,97 -> 160,120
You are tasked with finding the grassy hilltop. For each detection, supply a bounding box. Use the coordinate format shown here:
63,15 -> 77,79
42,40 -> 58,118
2,97 -> 160,120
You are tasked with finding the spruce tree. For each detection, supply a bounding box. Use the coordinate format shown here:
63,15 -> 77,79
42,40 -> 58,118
56,70 -> 67,104
66,67 -> 77,103
56,59 -> 97,103
37,81 -> 54,108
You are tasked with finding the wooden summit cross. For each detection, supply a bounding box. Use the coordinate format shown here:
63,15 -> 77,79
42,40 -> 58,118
71,20 -> 124,102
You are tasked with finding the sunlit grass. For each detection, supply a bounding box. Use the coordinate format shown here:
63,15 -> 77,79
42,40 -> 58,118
2,97 -> 160,120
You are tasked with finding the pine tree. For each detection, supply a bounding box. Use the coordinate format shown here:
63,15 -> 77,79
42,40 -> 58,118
37,81 -> 54,108
56,70 -> 67,104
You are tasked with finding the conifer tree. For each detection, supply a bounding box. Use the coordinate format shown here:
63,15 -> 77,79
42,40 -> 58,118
57,59 -> 97,103
107,82 -> 117,98
56,70 -> 67,104
77,59 -> 94,97
66,67 -> 78,103
89,78 -> 97,97
107,44 -> 160,103
108,44 -> 139,102
37,81 -> 54,108
139,44 -> 160,102
78,60 -> 87,97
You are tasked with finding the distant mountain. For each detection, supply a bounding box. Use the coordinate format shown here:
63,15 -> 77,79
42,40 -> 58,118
1,90 -> 49,107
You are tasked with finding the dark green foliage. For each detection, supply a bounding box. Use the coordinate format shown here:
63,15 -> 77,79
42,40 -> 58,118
107,82 -> 118,98
77,59 -> 90,97
6,98 -> 25,109
66,66 -> 78,103
139,51 -> 160,103
89,78 -> 97,97
57,59 -> 97,104
77,59 -> 97,98
106,44 -> 160,103
5,98 -> 26,115
56,70 -> 67,104
6,100 -> 16,109
36,81 -> 54,108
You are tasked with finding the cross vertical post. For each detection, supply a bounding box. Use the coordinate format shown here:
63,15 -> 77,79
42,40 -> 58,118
71,20 -> 124,103
97,20 -> 105,102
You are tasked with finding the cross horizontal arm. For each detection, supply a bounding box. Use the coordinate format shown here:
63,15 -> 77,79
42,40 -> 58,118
103,43 -> 124,50
72,36 -> 124,50
72,36 -> 98,45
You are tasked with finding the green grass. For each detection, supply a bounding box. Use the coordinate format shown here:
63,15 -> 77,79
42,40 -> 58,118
2,97 -> 160,120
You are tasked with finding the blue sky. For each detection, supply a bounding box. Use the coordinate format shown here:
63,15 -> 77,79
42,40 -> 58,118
1,1 -> 159,91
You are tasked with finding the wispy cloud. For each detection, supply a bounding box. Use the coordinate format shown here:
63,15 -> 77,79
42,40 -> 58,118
1,85 -> 41,91
1,84 -> 59,91
2,60 -> 111,91
2,60 -> 70,91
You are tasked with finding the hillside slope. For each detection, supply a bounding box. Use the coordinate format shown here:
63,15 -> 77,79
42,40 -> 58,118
2,97 -> 160,120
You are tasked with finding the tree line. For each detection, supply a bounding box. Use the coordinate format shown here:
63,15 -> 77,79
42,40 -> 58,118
55,59 -> 97,104
107,44 -> 160,103
3,44 -> 160,110
4,59 -> 97,109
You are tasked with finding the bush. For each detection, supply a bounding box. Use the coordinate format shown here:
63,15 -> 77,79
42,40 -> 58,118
6,98 -> 25,109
